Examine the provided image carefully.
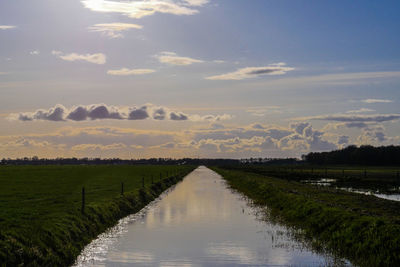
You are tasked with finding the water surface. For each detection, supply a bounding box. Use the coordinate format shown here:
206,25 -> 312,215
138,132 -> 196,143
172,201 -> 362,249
75,166 -> 350,266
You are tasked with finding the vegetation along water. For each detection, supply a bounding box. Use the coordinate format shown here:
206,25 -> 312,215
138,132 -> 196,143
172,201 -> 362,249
0,164 -> 195,266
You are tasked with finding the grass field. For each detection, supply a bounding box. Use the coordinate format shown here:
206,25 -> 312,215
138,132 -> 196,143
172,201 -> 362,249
212,166 -> 400,266
0,164 -> 195,266
225,164 -> 400,192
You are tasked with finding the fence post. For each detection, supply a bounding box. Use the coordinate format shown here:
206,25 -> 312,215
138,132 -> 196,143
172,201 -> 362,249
81,187 -> 85,214
121,182 -> 124,195
142,177 -> 144,188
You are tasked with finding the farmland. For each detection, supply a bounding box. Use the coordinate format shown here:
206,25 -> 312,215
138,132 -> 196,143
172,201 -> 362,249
0,165 -> 195,266
212,165 -> 400,266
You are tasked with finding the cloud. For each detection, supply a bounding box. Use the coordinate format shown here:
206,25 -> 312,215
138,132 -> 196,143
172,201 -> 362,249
156,51 -> 203,66
296,113 -> 400,123
346,108 -> 375,114
183,0 -> 209,6
170,112 -> 188,121
71,143 -> 127,151
107,68 -> 155,76
0,25 -> 16,30
338,135 -> 349,145
128,106 -> 149,120
343,122 -> 370,128
189,114 -> 233,122
88,22 -> 142,38
361,99 -> 393,104
10,103 -> 232,123
52,50 -> 106,64
357,127 -> 389,145
30,50 -> 40,55
3,119 -> 397,159
206,63 -> 294,80
81,0 -> 208,19
246,106 -> 281,116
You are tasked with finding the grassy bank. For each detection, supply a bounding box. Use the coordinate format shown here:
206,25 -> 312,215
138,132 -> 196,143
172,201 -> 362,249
0,165 -> 195,266
211,166 -> 400,267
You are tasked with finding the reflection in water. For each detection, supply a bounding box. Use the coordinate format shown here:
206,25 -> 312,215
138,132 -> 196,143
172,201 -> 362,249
301,179 -> 400,202
339,187 -> 400,202
75,166 -> 351,266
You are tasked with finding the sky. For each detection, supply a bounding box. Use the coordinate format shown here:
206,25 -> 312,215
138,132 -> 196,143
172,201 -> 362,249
1,0 -> 400,159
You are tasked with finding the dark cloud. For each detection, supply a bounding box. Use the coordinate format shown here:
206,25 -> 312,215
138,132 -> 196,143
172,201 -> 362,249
344,122 -> 369,128
306,114 -> 400,123
170,112 -> 188,121
11,104 -> 228,123
128,106 -> 149,120
88,105 -> 124,120
248,68 -> 280,75
153,108 -> 166,120
67,106 -> 88,121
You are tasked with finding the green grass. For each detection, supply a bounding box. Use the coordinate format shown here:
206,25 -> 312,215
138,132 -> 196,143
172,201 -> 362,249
0,165 -> 195,266
212,166 -> 400,267
225,164 -> 400,191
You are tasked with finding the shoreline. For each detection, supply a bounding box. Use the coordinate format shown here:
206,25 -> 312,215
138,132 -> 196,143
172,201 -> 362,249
0,166 -> 196,266
211,166 -> 400,267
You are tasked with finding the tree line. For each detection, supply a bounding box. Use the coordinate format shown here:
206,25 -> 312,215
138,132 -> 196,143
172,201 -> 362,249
0,157 -> 240,166
304,145 -> 400,165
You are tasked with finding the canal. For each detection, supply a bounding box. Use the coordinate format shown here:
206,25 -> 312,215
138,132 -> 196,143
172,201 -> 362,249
74,166 -> 350,266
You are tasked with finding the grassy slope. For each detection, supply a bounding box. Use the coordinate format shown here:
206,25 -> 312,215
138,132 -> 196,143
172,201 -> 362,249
212,166 -> 400,267
0,165 -> 195,266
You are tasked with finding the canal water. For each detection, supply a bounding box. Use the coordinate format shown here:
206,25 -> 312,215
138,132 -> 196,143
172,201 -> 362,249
74,166 -> 350,266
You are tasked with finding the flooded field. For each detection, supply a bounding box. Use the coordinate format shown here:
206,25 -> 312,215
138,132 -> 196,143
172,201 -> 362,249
75,166 -> 350,266
301,178 -> 400,202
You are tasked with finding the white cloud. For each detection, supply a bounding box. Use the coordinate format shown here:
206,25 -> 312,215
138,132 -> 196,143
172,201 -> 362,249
81,0 -> 207,19
156,51 -> 203,66
107,68 -> 155,76
0,25 -> 16,30
183,0 -> 209,6
361,99 -> 393,104
30,50 -> 40,55
345,108 -> 375,114
52,50 -> 106,64
88,22 -> 142,38
206,63 -> 295,80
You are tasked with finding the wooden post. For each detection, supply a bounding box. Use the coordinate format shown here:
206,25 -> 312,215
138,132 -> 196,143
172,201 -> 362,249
142,177 -> 144,188
121,182 -> 124,195
81,187 -> 85,214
